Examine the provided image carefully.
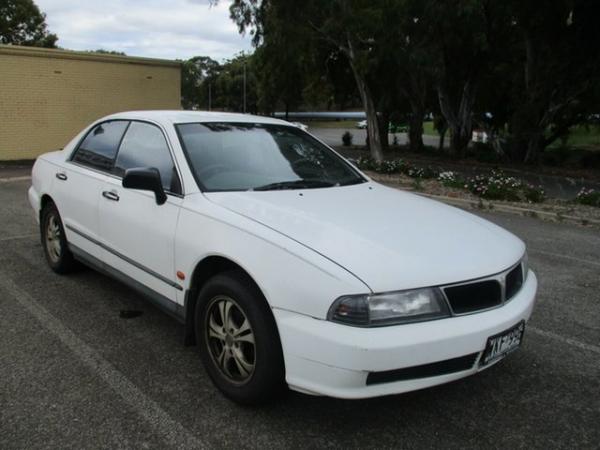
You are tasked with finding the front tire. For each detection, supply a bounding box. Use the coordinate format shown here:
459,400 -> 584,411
41,202 -> 77,274
195,271 -> 286,405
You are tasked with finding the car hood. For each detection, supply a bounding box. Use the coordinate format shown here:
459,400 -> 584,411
205,182 -> 525,293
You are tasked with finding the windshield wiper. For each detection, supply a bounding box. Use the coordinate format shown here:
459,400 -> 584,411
252,179 -> 335,191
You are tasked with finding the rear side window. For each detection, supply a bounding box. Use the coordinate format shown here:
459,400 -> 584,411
114,122 -> 181,194
72,121 -> 129,171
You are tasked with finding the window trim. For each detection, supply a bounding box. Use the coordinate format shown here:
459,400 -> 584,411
174,121 -> 367,193
69,118 -> 185,197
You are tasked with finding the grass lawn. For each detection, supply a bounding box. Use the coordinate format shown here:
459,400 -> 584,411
557,125 -> 600,150
422,121 -> 437,136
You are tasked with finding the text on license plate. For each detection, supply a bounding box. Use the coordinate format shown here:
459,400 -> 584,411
481,321 -> 525,366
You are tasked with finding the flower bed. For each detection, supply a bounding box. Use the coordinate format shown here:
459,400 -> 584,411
576,188 -> 600,207
350,158 -> 549,204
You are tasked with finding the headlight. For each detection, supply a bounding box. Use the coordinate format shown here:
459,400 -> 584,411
327,287 -> 450,327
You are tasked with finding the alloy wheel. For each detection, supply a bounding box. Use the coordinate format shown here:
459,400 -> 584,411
45,214 -> 62,263
205,295 -> 256,385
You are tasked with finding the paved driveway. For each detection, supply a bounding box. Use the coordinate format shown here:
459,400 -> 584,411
1,179 -> 599,449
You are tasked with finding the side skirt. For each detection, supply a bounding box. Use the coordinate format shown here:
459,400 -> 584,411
69,244 -> 186,324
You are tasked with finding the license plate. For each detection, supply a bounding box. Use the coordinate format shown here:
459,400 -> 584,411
480,321 -> 525,366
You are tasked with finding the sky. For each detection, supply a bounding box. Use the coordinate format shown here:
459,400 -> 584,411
36,0 -> 254,61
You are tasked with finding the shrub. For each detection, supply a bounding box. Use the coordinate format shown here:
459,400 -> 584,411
342,131 -> 353,147
523,184 -> 546,203
350,156 -> 377,171
575,188 -> 600,207
465,171 -> 522,201
407,165 -> 439,179
378,159 -> 404,174
470,142 -> 501,163
437,171 -> 465,188
580,152 -> 600,170
351,157 -> 410,174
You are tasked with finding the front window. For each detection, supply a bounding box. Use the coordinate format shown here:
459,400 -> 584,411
176,122 -> 365,192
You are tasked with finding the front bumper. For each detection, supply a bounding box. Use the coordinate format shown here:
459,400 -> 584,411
274,270 -> 537,399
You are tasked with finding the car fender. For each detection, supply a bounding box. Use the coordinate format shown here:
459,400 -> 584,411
176,194 -> 371,320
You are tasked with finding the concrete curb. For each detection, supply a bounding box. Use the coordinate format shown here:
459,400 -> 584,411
369,175 -> 600,228
417,192 -> 600,227
0,176 -> 31,183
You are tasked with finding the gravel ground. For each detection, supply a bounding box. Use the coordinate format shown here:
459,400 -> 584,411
1,178 -> 599,449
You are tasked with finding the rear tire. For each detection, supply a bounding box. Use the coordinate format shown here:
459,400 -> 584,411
195,270 -> 286,405
41,202 -> 77,274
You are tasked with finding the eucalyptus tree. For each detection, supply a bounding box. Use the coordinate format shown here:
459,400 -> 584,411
0,0 -> 57,47
505,0 -> 600,162
226,0 -> 390,162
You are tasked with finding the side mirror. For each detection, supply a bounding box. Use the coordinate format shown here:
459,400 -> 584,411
122,167 -> 167,205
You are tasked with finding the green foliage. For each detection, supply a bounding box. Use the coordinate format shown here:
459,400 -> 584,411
180,56 -> 220,110
342,131 -> 353,147
523,184 -> 547,203
466,171 -> 545,203
437,171 -> 465,188
219,0 -> 600,163
179,53 -> 257,113
466,172 -> 522,201
0,0 -> 57,47
469,143 -> 502,164
350,157 -> 438,178
89,49 -> 126,56
575,188 -> 600,207
351,159 -> 549,203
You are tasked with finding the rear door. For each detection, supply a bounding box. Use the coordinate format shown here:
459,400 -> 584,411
53,120 -> 129,260
98,121 -> 184,303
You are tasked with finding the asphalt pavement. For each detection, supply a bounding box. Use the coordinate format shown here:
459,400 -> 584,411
1,178 -> 599,449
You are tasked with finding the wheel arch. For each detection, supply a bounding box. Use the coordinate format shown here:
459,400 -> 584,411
183,255 -> 277,347
39,194 -> 55,218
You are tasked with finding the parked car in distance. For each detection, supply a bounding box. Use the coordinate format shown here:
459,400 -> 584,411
356,119 -> 367,129
29,110 -> 537,405
472,129 -> 490,143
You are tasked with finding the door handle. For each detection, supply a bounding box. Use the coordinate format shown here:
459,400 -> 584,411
55,172 -> 68,181
102,190 -> 120,202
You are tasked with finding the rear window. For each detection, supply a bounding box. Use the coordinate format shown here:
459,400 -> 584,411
72,121 -> 129,171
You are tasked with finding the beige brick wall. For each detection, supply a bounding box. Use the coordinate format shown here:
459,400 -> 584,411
0,45 -> 181,160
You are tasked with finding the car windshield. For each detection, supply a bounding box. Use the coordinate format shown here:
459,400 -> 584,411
176,122 -> 366,192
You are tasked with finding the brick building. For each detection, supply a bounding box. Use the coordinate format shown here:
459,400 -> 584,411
0,45 -> 181,160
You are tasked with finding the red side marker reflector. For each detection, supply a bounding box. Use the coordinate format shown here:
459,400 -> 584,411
176,271 -> 185,280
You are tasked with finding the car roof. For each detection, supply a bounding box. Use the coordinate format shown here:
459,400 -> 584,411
101,110 -> 292,127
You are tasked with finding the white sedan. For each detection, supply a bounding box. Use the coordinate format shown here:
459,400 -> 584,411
29,110 -> 537,404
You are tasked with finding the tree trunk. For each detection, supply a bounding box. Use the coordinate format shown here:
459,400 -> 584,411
449,125 -> 471,157
408,104 -> 424,152
378,110 -> 390,154
406,74 -> 426,153
524,132 -> 543,164
438,126 -> 447,152
437,80 -> 476,158
347,51 -> 383,161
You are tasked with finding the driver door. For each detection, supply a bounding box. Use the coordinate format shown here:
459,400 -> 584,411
98,121 -> 183,303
